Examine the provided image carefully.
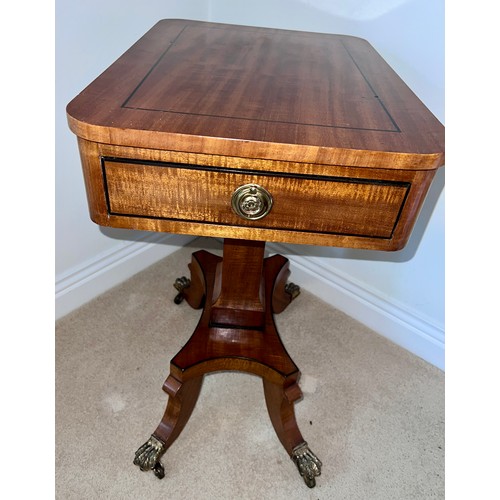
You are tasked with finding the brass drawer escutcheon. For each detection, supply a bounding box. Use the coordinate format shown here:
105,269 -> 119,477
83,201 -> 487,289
231,183 -> 273,220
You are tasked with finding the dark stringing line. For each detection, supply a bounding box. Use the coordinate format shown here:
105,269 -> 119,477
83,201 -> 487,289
121,25 -> 188,108
340,39 -> 401,133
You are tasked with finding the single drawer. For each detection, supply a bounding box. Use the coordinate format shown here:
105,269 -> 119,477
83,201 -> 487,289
102,158 -> 410,239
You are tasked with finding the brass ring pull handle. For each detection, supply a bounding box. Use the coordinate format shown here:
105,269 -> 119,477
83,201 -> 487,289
231,184 -> 273,220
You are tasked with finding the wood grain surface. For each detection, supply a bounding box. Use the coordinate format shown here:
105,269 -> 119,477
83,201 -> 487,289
69,20 -> 444,250
67,19 -> 444,170
66,21 -> 445,487
103,159 -> 408,239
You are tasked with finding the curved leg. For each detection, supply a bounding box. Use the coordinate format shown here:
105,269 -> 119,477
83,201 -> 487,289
136,242 -> 321,487
263,378 -> 322,488
134,375 -> 203,479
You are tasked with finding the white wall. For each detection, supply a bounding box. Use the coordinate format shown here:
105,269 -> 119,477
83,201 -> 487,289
56,0 -> 444,368
55,1 -> 209,317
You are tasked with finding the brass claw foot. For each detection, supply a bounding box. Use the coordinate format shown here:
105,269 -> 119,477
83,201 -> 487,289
291,442 -> 322,488
133,435 -> 166,479
173,276 -> 191,304
285,282 -> 301,301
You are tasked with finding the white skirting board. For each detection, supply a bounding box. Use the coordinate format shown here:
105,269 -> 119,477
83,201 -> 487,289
56,236 -> 444,370
55,233 -> 195,320
268,242 -> 445,371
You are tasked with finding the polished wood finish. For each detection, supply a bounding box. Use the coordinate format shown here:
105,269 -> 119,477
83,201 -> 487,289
67,19 -> 444,170
151,242 -> 306,458
104,159 -> 408,238
67,20 -> 445,487
169,245 -> 299,382
68,19 -> 444,251
210,239 -> 266,329
76,137 -> 435,251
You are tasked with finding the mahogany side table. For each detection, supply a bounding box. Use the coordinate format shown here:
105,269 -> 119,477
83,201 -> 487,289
67,19 -> 444,488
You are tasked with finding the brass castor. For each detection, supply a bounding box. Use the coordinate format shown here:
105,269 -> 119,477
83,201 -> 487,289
291,442 -> 322,488
173,276 -> 191,304
133,435 -> 166,479
285,282 -> 301,301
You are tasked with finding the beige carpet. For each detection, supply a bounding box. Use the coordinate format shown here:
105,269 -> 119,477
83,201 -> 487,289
55,237 -> 444,499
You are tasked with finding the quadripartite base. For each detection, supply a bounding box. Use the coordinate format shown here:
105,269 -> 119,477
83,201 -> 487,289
133,239 -> 321,488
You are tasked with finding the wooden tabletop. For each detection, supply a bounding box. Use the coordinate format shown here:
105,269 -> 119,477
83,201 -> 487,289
67,19 -> 444,170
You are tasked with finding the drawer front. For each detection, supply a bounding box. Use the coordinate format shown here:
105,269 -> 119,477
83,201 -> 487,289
102,159 -> 409,239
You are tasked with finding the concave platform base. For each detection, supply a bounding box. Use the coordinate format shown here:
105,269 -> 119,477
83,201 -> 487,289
133,239 -> 322,488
